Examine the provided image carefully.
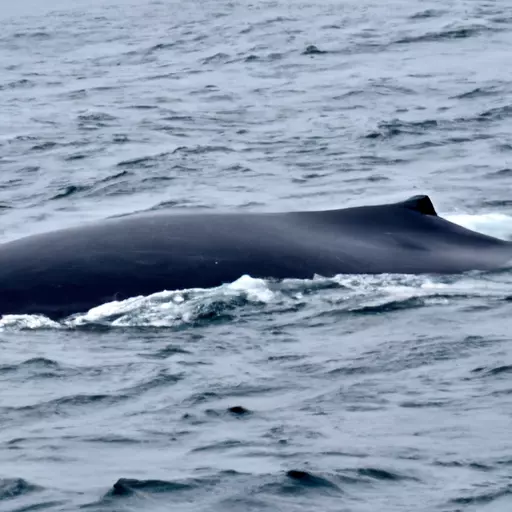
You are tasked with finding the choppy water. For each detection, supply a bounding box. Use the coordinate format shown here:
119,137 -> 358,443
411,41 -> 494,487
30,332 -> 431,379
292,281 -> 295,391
2,0 -> 512,510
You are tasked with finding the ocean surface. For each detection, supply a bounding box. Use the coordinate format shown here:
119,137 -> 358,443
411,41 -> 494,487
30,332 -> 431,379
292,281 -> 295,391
2,0 -> 512,510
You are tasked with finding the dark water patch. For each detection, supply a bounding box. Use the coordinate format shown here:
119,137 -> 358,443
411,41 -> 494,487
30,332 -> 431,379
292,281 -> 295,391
450,485 -> 512,505
122,369 -> 183,397
13,500 -> 68,511
64,153 -> 88,161
492,14 -> 512,24
202,52 -> 230,65
409,9 -> 445,19
9,135 -> 38,143
400,399 -> 452,408
395,25 -> 492,44
77,112 -> 117,122
227,405 -> 251,415
64,89 -> 87,100
116,152 -> 171,168
451,86 -> 501,99
285,470 -> 340,490
185,391 -> 220,406
161,115 -> 194,122
51,184 -> 88,200
109,477 -> 193,496
358,334 -> 491,375
13,31 -> 52,40
486,167 -> 512,178
302,45 -> 327,55
146,72 -> 183,81
173,144 -> 233,155
0,478 -> 42,500
99,170 -> 131,182
0,79 -> 36,90
350,297 -> 427,314
77,112 -> 118,130
190,85 -> 221,96
326,364 -> 368,377
30,141 -> 59,152
0,358 -> 73,379
147,42 -> 175,53
434,459 -> 493,471
112,134 -> 130,143
238,201 -> 266,209
481,198 -> 512,208
85,471 -> 248,509
471,364 -> 512,377
365,118 -> 438,139
127,104 -> 158,110
478,104 -> 512,121
356,467 -> 413,481
191,439 -> 243,453
496,142 -> 512,152
85,435 -> 142,445
143,344 -> 191,359
343,174 -> 389,183
248,471 -> 344,499
2,393 -> 125,422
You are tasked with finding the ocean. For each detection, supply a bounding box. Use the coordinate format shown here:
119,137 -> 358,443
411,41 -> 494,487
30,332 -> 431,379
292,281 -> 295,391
1,0 -> 512,510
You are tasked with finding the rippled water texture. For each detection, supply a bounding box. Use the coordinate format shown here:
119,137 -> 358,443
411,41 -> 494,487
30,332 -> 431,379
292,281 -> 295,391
2,0 -> 512,510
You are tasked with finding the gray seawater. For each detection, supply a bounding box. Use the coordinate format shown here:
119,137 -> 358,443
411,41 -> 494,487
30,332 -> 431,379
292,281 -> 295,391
2,0 -> 512,510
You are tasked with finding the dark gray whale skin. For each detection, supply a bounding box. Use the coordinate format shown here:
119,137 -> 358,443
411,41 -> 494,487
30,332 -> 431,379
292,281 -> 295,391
0,195 -> 511,319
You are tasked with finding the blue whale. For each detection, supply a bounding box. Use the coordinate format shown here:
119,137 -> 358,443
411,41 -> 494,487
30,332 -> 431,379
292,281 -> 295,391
0,195 -> 510,319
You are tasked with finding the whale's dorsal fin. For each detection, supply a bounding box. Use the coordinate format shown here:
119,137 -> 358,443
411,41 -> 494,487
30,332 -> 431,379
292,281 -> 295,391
399,195 -> 438,216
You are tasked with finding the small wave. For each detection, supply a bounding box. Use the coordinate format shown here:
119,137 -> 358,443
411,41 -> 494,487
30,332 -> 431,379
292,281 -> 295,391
1,394 -> 124,426
409,9 -> 445,19
86,472 -> 239,508
450,485 -> 512,505
116,152 -> 171,168
51,184 -> 89,200
471,364 -> 512,377
302,45 -> 327,55
451,86 -> 501,100
109,478 -> 193,496
285,470 -> 340,489
478,104 -> 512,122
355,467 -> 414,481
173,145 -> 233,155
13,31 -> 51,40
0,478 -> 42,501
30,141 -> 59,152
0,358 -> 64,379
202,52 -> 230,65
365,119 -> 438,139
486,168 -> 512,179
395,25 -> 492,44
0,79 -> 36,90
146,42 -> 175,53
77,112 -> 118,130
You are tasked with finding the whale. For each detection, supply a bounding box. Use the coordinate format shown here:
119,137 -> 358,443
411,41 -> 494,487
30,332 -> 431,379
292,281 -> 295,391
0,194 -> 510,319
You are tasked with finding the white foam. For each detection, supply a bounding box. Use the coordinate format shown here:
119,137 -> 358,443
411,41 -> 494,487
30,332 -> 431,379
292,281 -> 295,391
66,275 -> 275,328
446,212 -> 512,240
0,314 -> 61,330
226,275 -> 275,302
